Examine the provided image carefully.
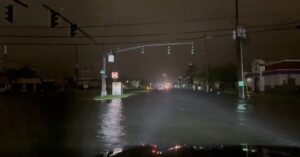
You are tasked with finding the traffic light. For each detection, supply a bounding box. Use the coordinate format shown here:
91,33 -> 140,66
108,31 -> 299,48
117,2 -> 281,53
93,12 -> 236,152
70,23 -> 77,37
50,10 -> 59,27
112,47 -> 118,54
5,5 -> 14,23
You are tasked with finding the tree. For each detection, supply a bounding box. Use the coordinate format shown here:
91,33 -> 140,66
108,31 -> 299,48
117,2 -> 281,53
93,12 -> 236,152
6,66 -> 37,80
185,64 -> 198,86
207,63 -> 237,90
18,66 -> 37,78
218,63 -> 237,86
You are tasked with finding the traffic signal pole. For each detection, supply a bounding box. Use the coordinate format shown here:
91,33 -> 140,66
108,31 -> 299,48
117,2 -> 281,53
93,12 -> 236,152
100,42 -> 193,97
101,55 -> 107,96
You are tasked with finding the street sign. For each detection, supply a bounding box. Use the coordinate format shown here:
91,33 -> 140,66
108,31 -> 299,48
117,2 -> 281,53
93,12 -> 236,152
233,26 -> 246,40
108,55 -> 114,62
111,72 -> 118,79
238,81 -> 245,87
100,70 -> 105,74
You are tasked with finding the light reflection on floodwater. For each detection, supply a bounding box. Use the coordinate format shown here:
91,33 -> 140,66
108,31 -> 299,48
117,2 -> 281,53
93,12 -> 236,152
237,99 -> 247,126
97,99 -> 125,150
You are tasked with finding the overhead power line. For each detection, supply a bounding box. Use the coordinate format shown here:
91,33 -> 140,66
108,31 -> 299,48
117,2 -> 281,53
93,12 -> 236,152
0,21 -> 299,39
0,33 -> 165,38
0,11 -> 299,29
184,21 -> 300,34
177,25 -> 299,41
0,25 -> 298,46
0,40 -> 162,46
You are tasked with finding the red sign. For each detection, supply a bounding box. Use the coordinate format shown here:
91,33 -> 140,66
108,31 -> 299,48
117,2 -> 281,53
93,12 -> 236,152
111,72 -> 118,79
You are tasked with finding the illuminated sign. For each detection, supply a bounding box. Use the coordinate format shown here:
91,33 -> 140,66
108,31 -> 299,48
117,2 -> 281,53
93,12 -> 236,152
111,72 -> 118,79
108,55 -> 114,62
238,81 -> 245,87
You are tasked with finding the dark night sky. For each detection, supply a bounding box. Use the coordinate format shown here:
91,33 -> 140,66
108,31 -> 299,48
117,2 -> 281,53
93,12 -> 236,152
0,0 -> 300,82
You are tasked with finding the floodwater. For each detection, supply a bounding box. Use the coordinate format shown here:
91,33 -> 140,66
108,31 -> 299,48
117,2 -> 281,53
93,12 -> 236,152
1,90 -> 300,157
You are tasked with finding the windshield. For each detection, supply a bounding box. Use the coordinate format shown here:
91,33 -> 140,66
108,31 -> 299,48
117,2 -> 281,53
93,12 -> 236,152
0,0 -> 300,156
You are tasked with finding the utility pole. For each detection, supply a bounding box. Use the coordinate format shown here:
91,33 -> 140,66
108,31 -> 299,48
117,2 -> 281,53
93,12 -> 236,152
101,55 -> 107,96
235,0 -> 246,99
3,45 -> 7,71
75,45 -> 79,82
203,34 -> 209,93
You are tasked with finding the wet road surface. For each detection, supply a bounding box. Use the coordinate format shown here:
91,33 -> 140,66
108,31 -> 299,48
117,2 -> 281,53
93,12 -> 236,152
0,89 -> 300,156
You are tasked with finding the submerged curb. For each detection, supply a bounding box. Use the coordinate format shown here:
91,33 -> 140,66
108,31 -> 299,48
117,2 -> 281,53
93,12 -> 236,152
93,90 -> 148,101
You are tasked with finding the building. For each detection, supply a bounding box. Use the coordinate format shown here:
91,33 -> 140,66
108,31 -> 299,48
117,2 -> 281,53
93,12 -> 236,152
0,75 -> 10,93
245,59 -> 266,92
264,60 -> 300,92
16,77 -> 43,92
246,59 -> 300,93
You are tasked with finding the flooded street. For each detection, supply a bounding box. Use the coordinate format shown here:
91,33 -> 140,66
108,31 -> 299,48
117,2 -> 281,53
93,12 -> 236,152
1,90 -> 300,157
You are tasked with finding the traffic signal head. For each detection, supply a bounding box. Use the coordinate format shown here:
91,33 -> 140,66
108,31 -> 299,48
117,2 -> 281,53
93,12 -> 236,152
112,47 -> 118,54
70,24 -> 78,37
50,10 -> 59,27
5,5 -> 14,23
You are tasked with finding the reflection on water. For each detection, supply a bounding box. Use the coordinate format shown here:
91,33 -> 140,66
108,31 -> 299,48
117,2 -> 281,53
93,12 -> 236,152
237,99 -> 247,126
237,100 -> 247,113
97,99 -> 125,150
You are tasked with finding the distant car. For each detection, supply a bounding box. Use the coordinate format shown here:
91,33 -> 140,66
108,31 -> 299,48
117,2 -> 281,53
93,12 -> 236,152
158,86 -> 164,91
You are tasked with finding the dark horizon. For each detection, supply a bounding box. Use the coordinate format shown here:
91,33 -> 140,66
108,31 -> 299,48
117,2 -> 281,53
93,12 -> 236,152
0,0 -> 299,81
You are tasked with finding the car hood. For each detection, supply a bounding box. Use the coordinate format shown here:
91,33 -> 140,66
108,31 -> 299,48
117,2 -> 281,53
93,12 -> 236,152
101,144 -> 300,157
